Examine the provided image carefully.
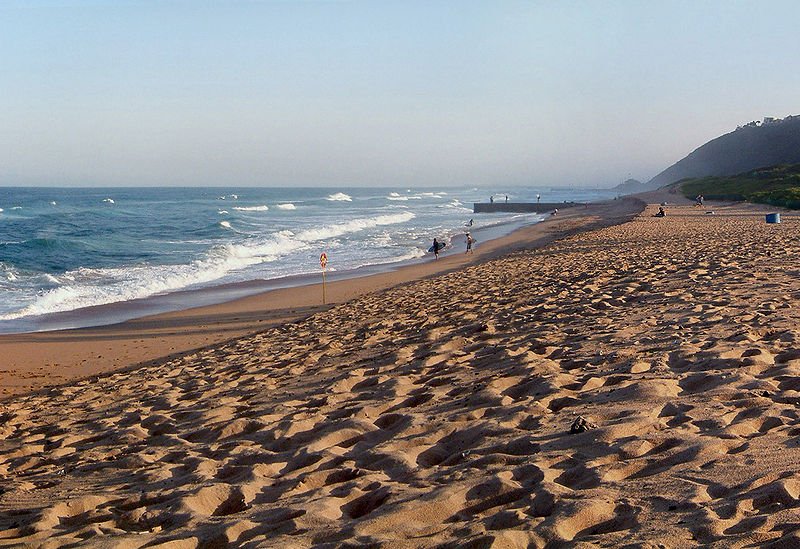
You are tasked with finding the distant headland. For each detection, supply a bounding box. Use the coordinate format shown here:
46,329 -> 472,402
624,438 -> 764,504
618,115 -> 800,194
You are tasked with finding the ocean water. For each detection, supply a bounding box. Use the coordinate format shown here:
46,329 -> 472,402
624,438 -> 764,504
0,186 -> 615,332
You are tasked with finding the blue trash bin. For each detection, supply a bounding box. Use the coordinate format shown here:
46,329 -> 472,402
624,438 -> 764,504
766,213 -> 781,224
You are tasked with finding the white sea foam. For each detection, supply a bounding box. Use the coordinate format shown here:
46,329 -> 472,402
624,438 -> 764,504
218,210 -> 228,214
103,198 -> 115,204
0,262 -> 18,282
220,221 -> 232,229
0,208 -> 3,213
276,203 -> 296,210
326,192 -> 352,202
438,199 -> 470,211
370,233 -> 393,246
233,205 -> 269,211
43,274 -> 60,284
50,201 -> 56,206
10,207 -> 21,210
0,210 -> 417,321
296,212 -> 415,242
387,195 -> 422,201
0,246 -> 285,321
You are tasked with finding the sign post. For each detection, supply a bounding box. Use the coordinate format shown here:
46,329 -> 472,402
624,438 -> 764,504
319,252 -> 328,304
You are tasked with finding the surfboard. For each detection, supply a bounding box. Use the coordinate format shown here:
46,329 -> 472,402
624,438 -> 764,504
428,241 -> 447,253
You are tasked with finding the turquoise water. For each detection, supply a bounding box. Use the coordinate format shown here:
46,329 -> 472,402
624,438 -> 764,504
0,186 -> 615,331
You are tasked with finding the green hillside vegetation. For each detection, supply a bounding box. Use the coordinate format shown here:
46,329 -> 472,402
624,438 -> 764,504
647,116 -> 800,190
679,164 -> 800,209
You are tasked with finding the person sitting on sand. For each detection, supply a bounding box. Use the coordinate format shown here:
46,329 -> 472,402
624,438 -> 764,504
551,208 -> 558,216
655,206 -> 666,217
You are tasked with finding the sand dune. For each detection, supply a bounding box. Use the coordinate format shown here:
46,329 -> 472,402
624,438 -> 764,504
1,201 -> 800,547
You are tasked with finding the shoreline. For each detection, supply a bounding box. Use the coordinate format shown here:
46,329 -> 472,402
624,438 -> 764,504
0,209 -> 545,335
0,197 -> 643,400
4,194 -> 800,545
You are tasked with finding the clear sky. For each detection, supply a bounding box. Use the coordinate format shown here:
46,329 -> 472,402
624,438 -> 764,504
2,1 -> 799,188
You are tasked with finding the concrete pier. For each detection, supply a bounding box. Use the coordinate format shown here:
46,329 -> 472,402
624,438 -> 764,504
473,202 -> 581,213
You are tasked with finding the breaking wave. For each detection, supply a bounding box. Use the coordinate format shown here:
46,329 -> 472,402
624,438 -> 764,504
0,211 -> 416,321
233,205 -> 269,212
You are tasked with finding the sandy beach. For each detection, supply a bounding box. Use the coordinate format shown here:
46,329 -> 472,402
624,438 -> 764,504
3,195 -> 800,547
0,200 -> 635,400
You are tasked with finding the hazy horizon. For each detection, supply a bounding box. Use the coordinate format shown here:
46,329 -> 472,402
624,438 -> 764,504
2,1 -> 799,188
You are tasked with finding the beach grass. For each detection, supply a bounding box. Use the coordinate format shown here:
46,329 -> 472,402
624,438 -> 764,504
679,163 -> 800,209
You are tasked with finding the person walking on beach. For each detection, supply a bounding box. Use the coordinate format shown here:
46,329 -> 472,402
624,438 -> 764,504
433,238 -> 440,259
505,195 -> 508,203
465,233 -> 474,254
490,196 -> 494,204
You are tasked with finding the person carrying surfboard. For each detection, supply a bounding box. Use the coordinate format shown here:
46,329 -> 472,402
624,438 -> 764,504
433,238 -> 440,259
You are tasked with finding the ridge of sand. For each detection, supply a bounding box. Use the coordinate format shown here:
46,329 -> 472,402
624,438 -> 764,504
2,199 -> 800,547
